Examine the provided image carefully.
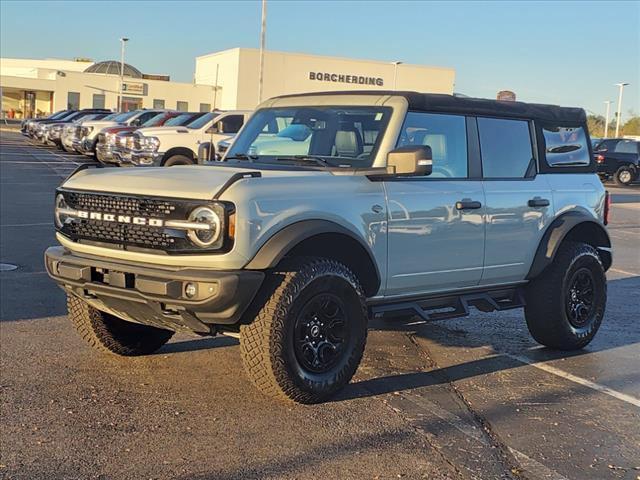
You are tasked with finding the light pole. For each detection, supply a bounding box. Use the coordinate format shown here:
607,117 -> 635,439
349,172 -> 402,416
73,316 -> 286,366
118,37 -> 129,112
614,82 -> 629,138
603,100 -> 612,138
391,61 -> 403,90
258,0 -> 267,104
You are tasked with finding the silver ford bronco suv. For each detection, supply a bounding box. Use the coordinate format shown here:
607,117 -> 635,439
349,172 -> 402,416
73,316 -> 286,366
45,91 -> 612,404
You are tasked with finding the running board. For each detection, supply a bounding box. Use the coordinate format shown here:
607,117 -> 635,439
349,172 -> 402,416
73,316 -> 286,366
370,287 -> 525,322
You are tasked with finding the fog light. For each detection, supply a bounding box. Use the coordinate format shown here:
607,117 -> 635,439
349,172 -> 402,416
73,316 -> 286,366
185,282 -> 197,298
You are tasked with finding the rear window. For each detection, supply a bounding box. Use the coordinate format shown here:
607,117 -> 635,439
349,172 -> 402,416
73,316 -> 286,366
542,125 -> 590,167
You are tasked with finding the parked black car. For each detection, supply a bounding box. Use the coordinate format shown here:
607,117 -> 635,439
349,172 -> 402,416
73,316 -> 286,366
594,138 -> 639,186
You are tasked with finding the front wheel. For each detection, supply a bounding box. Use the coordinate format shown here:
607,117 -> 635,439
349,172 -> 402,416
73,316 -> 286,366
614,165 -> 637,186
240,257 -> 368,404
67,294 -> 174,356
524,242 -> 606,350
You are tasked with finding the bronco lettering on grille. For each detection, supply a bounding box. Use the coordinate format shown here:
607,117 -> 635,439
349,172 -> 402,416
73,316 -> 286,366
77,210 -> 164,227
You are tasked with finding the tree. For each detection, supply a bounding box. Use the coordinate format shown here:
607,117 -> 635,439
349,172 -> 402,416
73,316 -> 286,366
622,116 -> 640,136
587,114 -> 606,137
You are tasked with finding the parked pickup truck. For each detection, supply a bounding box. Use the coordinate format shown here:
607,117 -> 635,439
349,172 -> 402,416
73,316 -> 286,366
76,110 -> 167,157
45,91 -> 611,404
594,138 -> 639,186
124,110 -> 250,166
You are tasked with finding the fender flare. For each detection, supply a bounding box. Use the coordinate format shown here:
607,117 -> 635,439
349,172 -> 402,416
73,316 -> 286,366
526,211 -> 612,279
244,219 -> 381,286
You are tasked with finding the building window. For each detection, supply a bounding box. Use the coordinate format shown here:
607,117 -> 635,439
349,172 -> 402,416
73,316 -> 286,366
177,101 -> 188,112
478,118 -> 533,178
92,94 -> 105,109
199,103 -> 211,112
67,92 -> 80,110
153,99 -> 165,109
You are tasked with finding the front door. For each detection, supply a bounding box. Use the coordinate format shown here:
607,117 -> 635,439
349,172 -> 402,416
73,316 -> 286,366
385,112 -> 485,297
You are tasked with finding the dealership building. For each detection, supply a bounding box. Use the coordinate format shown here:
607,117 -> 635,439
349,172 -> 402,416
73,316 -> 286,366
1,49 -> 455,118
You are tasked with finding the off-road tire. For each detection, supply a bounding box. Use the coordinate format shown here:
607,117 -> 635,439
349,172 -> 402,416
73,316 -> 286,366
67,294 -> 174,356
524,242 -> 606,350
614,165 -> 636,186
163,155 -> 194,167
239,257 -> 368,404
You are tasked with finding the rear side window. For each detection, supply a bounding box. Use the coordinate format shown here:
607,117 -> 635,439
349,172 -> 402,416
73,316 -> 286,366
614,140 -> 639,154
542,125 -> 590,167
478,118 -> 533,178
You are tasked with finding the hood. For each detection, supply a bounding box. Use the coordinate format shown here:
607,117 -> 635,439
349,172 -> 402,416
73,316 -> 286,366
62,164 -> 326,200
80,120 -> 119,128
103,125 -> 135,135
135,126 -> 191,136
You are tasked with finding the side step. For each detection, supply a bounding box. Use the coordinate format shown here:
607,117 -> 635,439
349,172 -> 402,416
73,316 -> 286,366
370,287 -> 525,322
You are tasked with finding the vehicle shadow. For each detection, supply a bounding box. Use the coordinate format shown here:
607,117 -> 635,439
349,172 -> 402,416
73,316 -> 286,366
336,275 -> 639,402
158,335 -> 238,354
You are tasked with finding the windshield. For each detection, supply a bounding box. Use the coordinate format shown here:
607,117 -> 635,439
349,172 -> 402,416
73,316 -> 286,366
49,110 -> 70,120
113,111 -> 138,123
100,112 -> 119,121
141,113 -> 167,127
186,111 -> 216,129
165,113 -> 195,126
227,106 -> 392,167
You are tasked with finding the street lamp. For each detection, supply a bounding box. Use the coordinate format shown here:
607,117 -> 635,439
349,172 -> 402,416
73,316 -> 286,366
391,61 -> 403,90
603,100 -> 612,138
614,82 -> 629,138
118,37 -> 129,112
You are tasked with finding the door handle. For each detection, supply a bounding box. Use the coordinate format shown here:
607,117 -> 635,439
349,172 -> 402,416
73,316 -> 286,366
455,199 -> 482,210
528,197 -> 550,208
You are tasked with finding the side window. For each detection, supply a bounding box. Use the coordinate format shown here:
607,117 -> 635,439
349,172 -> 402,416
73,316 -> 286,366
478,118 -> 533,178
542,125 -> 590,167
137,111 -> 158,124
397,112 -> 468,178
596,139 -> 619,152
220,115 -> 244,134
614,140 -> 639,154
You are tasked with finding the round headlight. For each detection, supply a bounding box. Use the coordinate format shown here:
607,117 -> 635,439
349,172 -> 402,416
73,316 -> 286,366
54,193 -> 69,228
187,206 -> 221,247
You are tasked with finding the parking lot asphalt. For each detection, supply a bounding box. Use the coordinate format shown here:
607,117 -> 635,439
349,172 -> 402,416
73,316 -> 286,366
1,129 -> 638,480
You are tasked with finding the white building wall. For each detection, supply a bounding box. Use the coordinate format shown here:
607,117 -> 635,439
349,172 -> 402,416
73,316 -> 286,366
195,48 -> 456,110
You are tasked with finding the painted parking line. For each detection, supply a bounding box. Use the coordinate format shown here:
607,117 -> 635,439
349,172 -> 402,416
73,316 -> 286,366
504,352 -> 640,408
609,267 -> 639,277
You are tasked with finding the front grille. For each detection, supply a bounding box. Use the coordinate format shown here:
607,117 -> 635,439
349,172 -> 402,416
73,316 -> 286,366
65,221 -> 176,249
57,189 -> 221,253
66,191 -> 177,218
97,133 -> 106,145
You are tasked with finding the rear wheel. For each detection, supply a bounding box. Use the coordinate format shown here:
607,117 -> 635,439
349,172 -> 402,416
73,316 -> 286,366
67,294 -> 174,356
614,165 -> 636,186
240,257 -> 368,404
524,242 -> 606,350
163,155 -> 194,167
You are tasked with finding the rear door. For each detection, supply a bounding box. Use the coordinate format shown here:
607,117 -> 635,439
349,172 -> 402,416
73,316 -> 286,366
477,117 -> 554,285
384,112 -> 486,296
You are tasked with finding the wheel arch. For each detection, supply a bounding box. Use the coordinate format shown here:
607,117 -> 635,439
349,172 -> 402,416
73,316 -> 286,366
161,147 -> 196,165
245,220 -> 381,297
527,211 -> 612,279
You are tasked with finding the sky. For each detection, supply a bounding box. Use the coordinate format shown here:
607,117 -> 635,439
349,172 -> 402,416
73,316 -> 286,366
1,0 -> 638,121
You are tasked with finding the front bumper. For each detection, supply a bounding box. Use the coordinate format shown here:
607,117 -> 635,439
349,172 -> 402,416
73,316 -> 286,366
45,246 -> 264,333
96,143 -> 117,163
130,150 -> 162,166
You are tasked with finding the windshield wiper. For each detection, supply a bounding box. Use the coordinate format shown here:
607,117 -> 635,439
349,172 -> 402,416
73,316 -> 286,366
276,155 -> 331,167
225,153 -> 258,162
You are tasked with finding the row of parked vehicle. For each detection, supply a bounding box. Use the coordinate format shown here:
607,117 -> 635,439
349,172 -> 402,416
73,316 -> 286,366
21,107 -> 251,167
20,108 -> 639,185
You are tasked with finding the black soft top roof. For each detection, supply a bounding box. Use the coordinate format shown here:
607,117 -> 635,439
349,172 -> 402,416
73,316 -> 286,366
274,90 -> 586,124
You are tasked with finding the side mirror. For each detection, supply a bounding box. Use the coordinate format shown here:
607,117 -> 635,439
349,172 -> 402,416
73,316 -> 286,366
386,145 -> 432,176
207,122 -> 221,134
